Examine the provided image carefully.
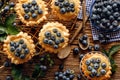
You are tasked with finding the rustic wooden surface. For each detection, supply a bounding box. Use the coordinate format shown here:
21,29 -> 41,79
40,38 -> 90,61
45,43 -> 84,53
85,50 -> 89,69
0,0 -> 120,80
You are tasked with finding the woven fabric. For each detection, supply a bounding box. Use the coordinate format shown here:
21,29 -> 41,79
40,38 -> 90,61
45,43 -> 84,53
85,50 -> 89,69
77,0 -> 120,43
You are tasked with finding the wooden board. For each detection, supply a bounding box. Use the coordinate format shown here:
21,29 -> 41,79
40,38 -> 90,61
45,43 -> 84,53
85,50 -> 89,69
0,0 -> 120,80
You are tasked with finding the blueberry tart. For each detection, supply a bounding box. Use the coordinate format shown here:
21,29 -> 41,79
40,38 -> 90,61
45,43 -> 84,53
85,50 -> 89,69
3,32 -> 36,64
51,0 -> 80,21
80,51 -> 112,80
38,22 -> 70,53
15,0 -> 48,26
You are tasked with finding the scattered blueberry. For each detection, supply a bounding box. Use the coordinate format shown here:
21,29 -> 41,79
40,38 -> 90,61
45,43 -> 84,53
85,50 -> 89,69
6,76 -> 12,80
73,47 -> 80,55
20,54 -> 26,59
94,44 -> 100,51
4,61 -> 10,67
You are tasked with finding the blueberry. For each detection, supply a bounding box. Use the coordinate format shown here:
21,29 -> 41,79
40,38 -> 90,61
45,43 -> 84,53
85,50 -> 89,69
112,20 -> 118,27
48,40 -> 53,45
50,35 -> 56,41
90,58 -> 96,64
6,76 -> 12,80
100,69 -> 106,75
106,5 -> 112,10
96,73 -> 101,77
30,8 -> 35,13
54,1 -> 59,6
15,42 -> 19,48
34,5 -> 38,10
89,73 -> 95,78
91,69 -> 97,76
19,39 -> 24,44
82,40 -> 88,46
55,76 -> 59,80
16,47 -> 22,53
109,15 -> 114,21
59,3 -> 64,8
10,47 -> 15,52
32,13 -> 37,18
4,6 -> 10,12
88,45 -> 93,51
20,54 -> 26,59
94,44 -> 100,51
53,29 -> 58,33
24,7 -> 29,13
28,3 -> 32,8
15,52 -> 20,57
56,32 -> 61,37
87,66 -> 92,71
9,2 -> 15,7
45,31 -> 51,37
94,63 -> 99,69
77,74 -> 81,80
70,8 -> 75,12
102,8 -> 107,13
113,12 -> 119,18
59,64 -> 64,70
62,76 -> 67,80
101,63 -> 106,69
82,35 -> 88,40
43,38 -> 49,44
58,0 -> 64,2
21,44 -> 27,49
58,73 -> 63,78
54,45 -> 59,49
96,58 -> 101,63
66,7 -> 71,12
31,0 -> 37,5
42,66 -> 47,71
73,47 -> 80,55
24,48 -> 30,54
55,40 -> 60,45
55,72 -> 59,76
91,14 -> 97,20
117,17 -> 120,21
69,74 -> 75,79
22,4 -> 28,8
79,54 -> 84,61
4,61 -> 10,67
24,14 -> 30,20
65,69 -> 71,75
63,1 -> 69,7
69,3 -> 74,8
112,2 -> 118,8
38,9 -> 43,14
60,37 -> 64,43
105,35 -> 110,40
60,8 -> 66,14
85,60 -> 91,65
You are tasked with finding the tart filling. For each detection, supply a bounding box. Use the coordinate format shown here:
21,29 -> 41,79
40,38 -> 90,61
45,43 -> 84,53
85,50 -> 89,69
3,32 -> 35,64
39,22 -> 69,53
15,0 -> 48,26
51,0 -> 80,21
80,51 -> 112,80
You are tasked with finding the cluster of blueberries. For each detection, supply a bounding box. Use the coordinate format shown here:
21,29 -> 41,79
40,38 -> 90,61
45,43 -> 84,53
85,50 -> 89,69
91,0 -> 120,31
54,0 -> 75,14
43,28 -> 64,49
79,35 -> 88,47
85,58 -> 107,78
22,0 -> 43,20
9,39 -> 30,59
55,69 -> 75,80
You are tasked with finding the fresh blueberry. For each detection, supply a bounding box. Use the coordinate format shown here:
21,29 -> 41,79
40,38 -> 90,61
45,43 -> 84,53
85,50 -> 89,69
15,52 -> 20,57
100,69 -> 106,75
24,7 -> 29,13
70,8 -> 75,12
88,45 -> 93,51
73,47 -> 80,55
31,0 -> 37,5
48,40 -> 53,45
96,58 -> 101,63
89,73 -> 95,78
60,8 -> 66,14
69,74 -> 75,79
69,3 -> 74,8
58,73 -> 63,78
50,35 -> 56,41
82,40 -> 88,46
54,45 -> 59,49
59,3 -> 64,8
109,15 -> 114,21
4,6 -> 10,12
16,47 -> 22,53
53,29 -> 58,33
24,48 -> 30,54
38,9 -> 43,14
43,38 -> 49,44
117,17 -> 120,22
45,31 -> 51,37
24,14 -> 30,20
55,76 -> 59,80
101,63 -> 106,69
55,72 -> 59,76
66,7 -> 71,12
60,37 -> 64,43
62,75 -> 67,80
87,66 -> 92,71
58,0 -> 64,2
22,4 -> 28,8
106,5 -> 112,10
79,54 -> 84,61
91,69 -> 97,76
4,61 -> 10,67
21,44 -> 27,49
96,73 -> 101,77
94,44 -> 100,51
112,20 -> 118,27
113,12 -> 119,18
112,2 -> 118,8
77,74 -> 81,80
82,35 -> 88,40
20,54 -> 26,59
6,75 -> 12,80
15,42 -> 19,48
55,39 -> 60,45
32,13 -> 37,18
63,1 -> 69,7
10,47 -> 15,52
41,65 -> 47,71
28,3 -> 32,8
30,8 -> 35,13
54,1 -> 59,6
66,78 -> 70,80
90,58 -> 96,64
94,63 -> 99,69
34,5 -> 38,10
85,60 -> 91,65
19,39 -> 24,44
9,2 -> 15,7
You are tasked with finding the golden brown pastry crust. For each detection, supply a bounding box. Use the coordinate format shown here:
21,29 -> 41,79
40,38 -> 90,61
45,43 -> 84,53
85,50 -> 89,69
80,51 -> 112,80
51,0 -> 80,21
3,32 -> 36,64
15,0 -> 48,26
38,22 -> 70,53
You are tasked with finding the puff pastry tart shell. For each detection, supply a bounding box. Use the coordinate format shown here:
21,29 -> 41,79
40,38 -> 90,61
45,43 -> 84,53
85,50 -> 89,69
15,0 -> 48,26
38,22 -> 70,53
80,51 -> 112,80
3,32 -> 36,64
51,0 -> 80,21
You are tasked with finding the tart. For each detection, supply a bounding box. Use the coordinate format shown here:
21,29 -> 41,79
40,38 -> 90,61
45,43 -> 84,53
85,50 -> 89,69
80,51 -> 112,80
51,0 -> 80,21
15,0 -> 48,26
38,22 -> 70,53
3,32 -> 36,64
